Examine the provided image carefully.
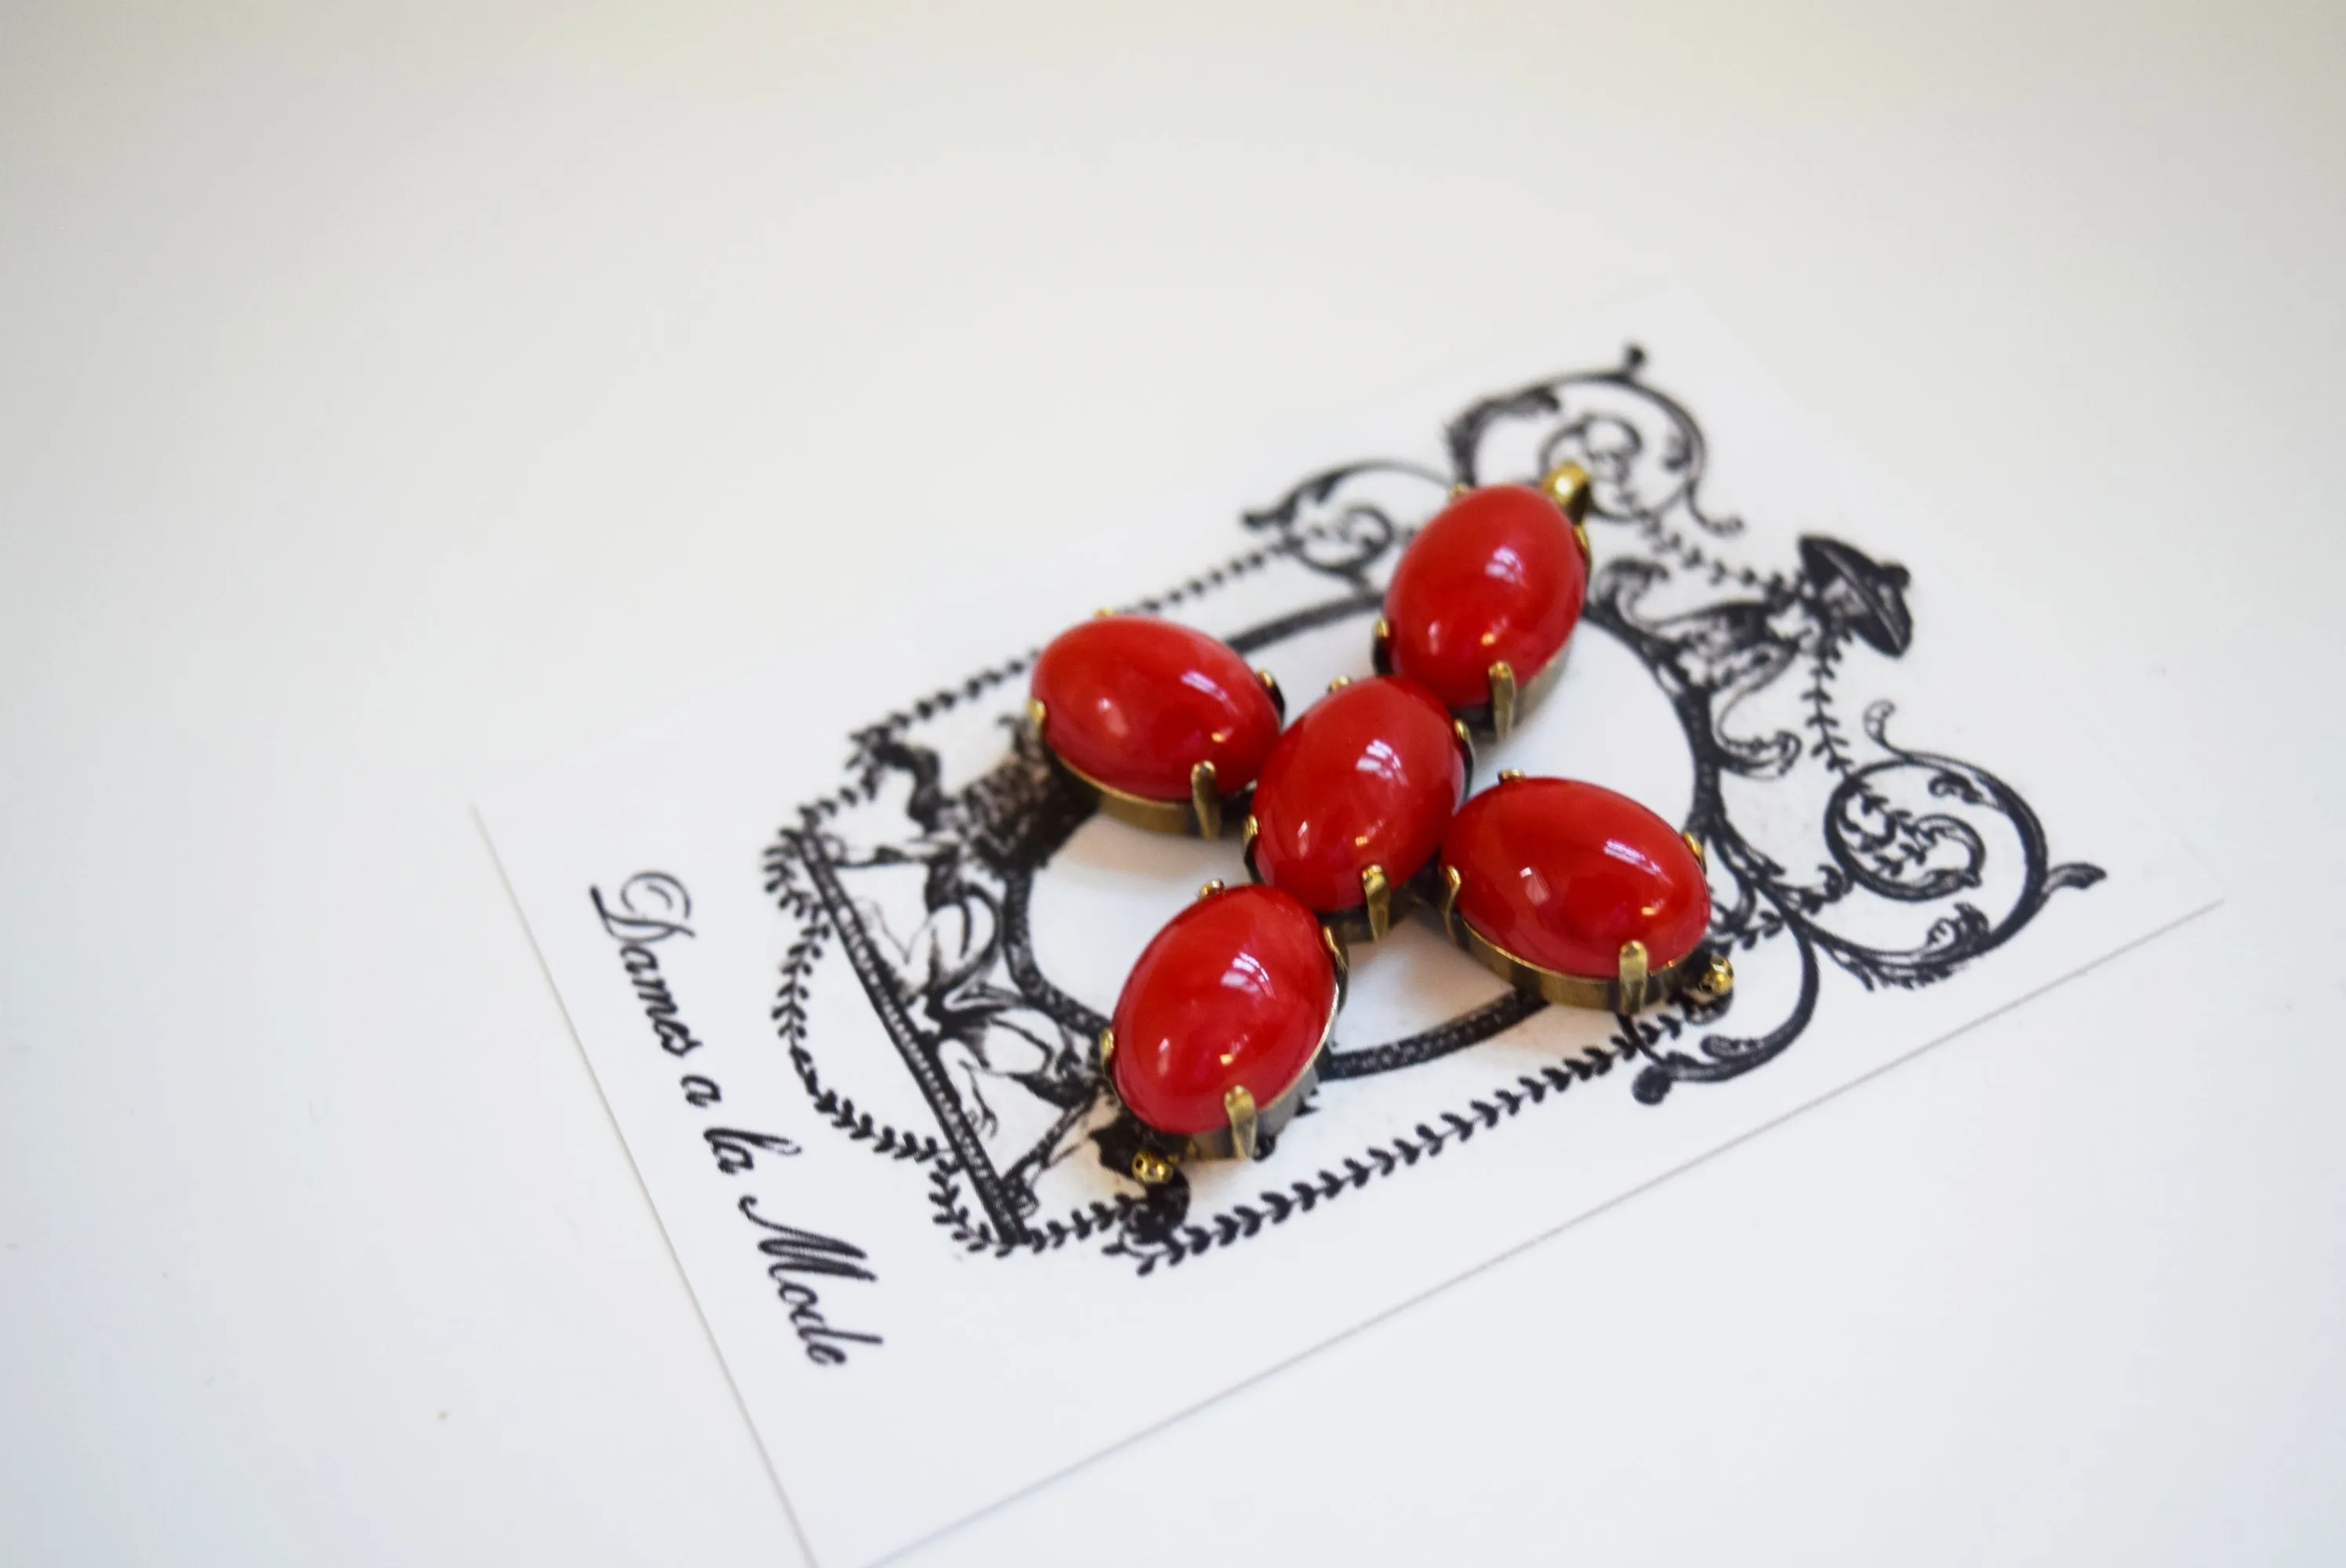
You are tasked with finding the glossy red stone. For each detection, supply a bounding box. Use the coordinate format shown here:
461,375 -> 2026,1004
1384,484 -> 1588,710
1440,777 -> 1711,976
1110,884 -> 1336,1137
1250,677 -> 1465,914
1030,615 -> 1281,801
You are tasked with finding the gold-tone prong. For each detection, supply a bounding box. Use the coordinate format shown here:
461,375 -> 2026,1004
1683,830 -> 1706,870
1098,1026 -> 1116,1070
1092,606 -> 1116,618
1327,674 -> 1352,693
1320,922 -> 1349,977
1241,813 -> 1259,852
1361,863 -> 1391,941
1690,952 -> 1735,1002
1617,939 -> 1650,1014
1542,460 -> 1592,524
1197,878 -> 1225,902
1571,519 -> 1592,569
1321,921 -> 1352,1007
1371,616 -> 1393,676
1027,697 -> 1048,735
1257,667 -> 1286,719
1497,768 -> 1527,783
1487,660 -> 1518,740
1448,481 -> 1473,501
1225,1085 -> 1259,1161
1440,862 -> 1463,941
1189,759 -> 1222,839
1451,717 -> 1476,775
1131,1149 -> 1175,1185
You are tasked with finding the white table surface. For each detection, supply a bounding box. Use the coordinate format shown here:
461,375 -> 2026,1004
4,4 -> 2341,1563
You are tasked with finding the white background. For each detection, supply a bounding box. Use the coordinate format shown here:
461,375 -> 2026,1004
2,3 -> 2340,1564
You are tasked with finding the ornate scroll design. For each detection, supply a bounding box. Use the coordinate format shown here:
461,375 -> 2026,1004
763,346 -> 2103,1269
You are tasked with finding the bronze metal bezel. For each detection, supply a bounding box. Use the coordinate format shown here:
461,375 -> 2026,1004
1435,859 -> 1734,1014
1030,697 -> 1251,838
1099,902 -> 1349,1177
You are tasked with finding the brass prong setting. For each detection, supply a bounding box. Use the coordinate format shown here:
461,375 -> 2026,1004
1617,940 -> 1650,1014
1189,759 -> 1222,839
1258,667 -> 1286,719
1690,951 -> 1735,1002
1197,879 -> 1225,901
1498,768 -> 1527,783
1451,717 -> 1476,777
1487,660 -> 1518,740
1543,460 -> 1594,568
1371,616 -> 1393,676
1541,460 -> 1592,524
1225,1085 -> 1260,1161
1324,925 -> 1352,1008
1098,1026 -> 1117,1073
1027,697 -> 1048,735
1327,674 -> 1352,694
1044,739 -> 1237,837
1440,902 -> 1717,1017
1131,1149 -> 1175,1185
1683,830 -> 1706,870
1361,863 -> 1392,941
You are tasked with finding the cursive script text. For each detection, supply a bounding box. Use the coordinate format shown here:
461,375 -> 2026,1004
590,871 -> 704,1058
740,1196 -> 882,1366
